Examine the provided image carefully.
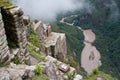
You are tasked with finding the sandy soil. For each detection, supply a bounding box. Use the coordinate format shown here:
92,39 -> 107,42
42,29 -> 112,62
81,30 -> 101,73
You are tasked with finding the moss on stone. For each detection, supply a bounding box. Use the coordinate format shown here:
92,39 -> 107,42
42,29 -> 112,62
0,61 -> 10,67
0,0 -> 13,7
28,43 -> 45,61
29,31 -> 41,47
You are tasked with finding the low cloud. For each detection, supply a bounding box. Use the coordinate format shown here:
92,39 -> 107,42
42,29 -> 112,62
11,0 -> 90,22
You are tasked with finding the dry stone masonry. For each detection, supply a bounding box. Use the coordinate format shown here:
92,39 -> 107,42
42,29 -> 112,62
33,21 -> 67,62
0,12 -> 10,63
0,6 -> 29,64
0,5 -> 83,80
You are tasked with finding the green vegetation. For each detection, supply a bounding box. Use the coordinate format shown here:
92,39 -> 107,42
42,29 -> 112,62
25,75 -> 49,80
0,61 -> 10,67
84,71 -> 117,80
7,39 -> 18,48
65,52 -> 80,73
25,64 -> 49,80
29,31 -> 41,47
28,43 -> 45,61
51,22 -> 84,74
67,72 -> 74,80
12,56 -> 22,64
26,64 -> 49,80
0,0 -> 12,7
34,64 -> 42,75
54,0 -> 120,79
28,30 -> 45,61
26,28 -> 48,80
51,22 -> 84,64
92,68 -> 99,75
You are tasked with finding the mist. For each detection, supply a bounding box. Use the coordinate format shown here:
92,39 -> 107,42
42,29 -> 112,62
105,0 -> 120,21
11,0 -> 90,22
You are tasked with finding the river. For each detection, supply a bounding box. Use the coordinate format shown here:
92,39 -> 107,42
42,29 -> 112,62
60,17 -> 101,73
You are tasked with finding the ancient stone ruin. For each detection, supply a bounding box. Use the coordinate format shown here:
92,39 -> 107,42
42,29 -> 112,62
0,6 -> 29,64
0,10 -> 10,63
33,21 -> 67,62
0,6 -> 83,80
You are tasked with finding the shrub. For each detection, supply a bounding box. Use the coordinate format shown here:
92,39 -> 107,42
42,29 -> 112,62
7,39 -> 17,48
93,68 -> 99,75
29,32 -> 41,47
34,64 -> 42,75
67,73 -> 74,80
13,56 -> 22,64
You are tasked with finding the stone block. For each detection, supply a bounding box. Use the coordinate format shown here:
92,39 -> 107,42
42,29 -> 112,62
1,50 -> 9,63
22,42 -> 28,48
0,35 -> 6,45
0,13 -> 2,20
0,41 -> 7,50
0,71 -> 10,80
0,28 -> 5,36
0,21 -> 4,29
1,46 -> 9,56
23,16 -> 30,25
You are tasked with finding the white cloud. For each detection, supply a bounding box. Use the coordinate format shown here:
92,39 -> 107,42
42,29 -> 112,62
11,0 -> 90,22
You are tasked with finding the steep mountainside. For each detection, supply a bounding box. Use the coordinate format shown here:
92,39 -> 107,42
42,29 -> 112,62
52,0 -> 120,79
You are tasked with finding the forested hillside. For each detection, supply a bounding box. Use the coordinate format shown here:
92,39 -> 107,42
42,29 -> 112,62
52,0 -> 120,79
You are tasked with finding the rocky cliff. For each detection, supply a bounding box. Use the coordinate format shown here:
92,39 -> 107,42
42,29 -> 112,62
0,6 -> 82,80
32,21 -> 67,62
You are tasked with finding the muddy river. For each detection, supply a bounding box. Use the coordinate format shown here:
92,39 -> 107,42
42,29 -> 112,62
60,18 -> 101,73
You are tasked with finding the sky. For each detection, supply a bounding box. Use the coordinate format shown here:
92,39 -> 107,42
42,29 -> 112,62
11,0 -> 90,22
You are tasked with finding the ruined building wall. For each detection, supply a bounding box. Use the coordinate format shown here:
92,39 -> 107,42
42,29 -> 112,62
0,6 -> 29,64
33,21 -> 67,62
0,12 -> 10,63
33,21 -> 51,42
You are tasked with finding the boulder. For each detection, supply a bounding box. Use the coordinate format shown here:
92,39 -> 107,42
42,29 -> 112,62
45,61 -> 58,80
0,71 -> 10,80
74,74 -> 83,80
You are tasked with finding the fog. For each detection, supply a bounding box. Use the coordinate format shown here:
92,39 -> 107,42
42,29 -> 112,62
105,0 -> 120,21
11,0 -> 90,22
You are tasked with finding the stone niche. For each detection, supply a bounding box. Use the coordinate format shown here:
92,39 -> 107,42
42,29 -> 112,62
0,6 -> 29,64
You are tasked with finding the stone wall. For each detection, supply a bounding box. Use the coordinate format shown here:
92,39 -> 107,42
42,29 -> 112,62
33,21 -> 51,42
33,21 -> 67,62
0,6 -> 29,64
0,12 -> 10,63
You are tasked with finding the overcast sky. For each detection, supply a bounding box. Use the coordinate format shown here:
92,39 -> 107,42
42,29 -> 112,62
12,0 -> 90,22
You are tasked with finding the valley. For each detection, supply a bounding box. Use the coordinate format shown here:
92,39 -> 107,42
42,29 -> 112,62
60,17 -> 101,74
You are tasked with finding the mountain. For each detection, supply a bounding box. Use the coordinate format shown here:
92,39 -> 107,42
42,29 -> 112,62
51,0 -> 120,79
